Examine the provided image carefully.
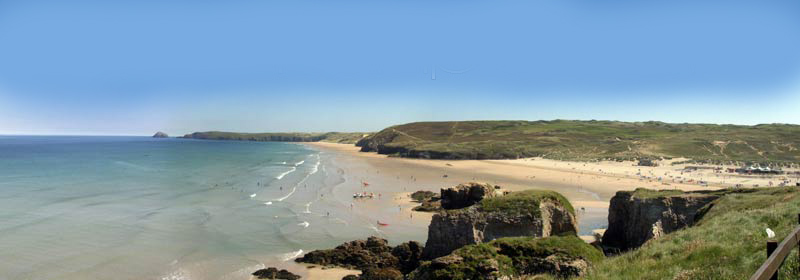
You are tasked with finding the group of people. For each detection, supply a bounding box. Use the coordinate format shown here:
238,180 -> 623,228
353,192 -> 379,199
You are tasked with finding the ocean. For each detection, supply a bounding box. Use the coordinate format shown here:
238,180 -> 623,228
0,136 -> 381,279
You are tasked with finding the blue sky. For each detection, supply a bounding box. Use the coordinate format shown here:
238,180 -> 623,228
1,0 -> 799,135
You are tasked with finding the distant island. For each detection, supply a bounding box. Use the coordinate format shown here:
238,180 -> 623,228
178,120 -> 800,164
152,131 -> 169,138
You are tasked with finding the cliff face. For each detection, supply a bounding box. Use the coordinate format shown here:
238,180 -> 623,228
422,190 -> 578,259
440,182 -> 499,210
294,237 -> 423,276
601,189 -> 720,251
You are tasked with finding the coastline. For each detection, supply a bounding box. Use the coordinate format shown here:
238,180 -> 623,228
278,141 -> 794,279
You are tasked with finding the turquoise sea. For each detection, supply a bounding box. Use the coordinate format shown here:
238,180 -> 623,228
0,136 -> 378,279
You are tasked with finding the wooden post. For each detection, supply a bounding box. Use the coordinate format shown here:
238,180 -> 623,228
767,241 -> 778,280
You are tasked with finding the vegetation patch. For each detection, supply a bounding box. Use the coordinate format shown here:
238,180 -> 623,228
412,236 -> 602,279
480,190 -> 575,217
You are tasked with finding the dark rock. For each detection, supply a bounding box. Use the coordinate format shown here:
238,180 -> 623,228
410,191 -> 437,202
440,182 -> 498,209
295,237 -> 400,271
342,275 -> 359,280
297,237 -> 426,277
252,267 -> 301,280
410,191 -> 442,212
152,131 -> 169,138
391,241 -> 424,274
422,190 -> 578,259
602,189 -> 720,251
358,268 -> 403,280
412,200 -> 442,212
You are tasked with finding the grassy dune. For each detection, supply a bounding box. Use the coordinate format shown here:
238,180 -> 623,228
356,120 -> 800,162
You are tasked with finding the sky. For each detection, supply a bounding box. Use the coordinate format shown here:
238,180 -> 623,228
1,0 -> 799,135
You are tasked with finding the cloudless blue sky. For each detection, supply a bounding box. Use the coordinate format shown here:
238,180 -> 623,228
1,0 -> 799,135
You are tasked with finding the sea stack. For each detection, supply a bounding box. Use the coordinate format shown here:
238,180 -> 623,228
152,131 -> 169,138
422,188 -> 578,259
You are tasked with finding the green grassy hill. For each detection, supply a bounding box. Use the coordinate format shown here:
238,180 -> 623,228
180,131 -> 369,144
356,120 -> 800,163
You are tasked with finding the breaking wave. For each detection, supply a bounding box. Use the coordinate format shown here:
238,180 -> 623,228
275,167 -> 296,180
282,249 -> 304,261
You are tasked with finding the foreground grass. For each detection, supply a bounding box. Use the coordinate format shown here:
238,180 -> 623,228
587,187 -> 800,279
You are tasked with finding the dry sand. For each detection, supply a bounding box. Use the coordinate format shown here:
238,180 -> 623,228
306,266 -> 361,279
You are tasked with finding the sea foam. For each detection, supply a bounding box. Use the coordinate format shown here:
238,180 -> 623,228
282,249 -> 304,261
275,167 -> 296,180
275,186 -> 296,201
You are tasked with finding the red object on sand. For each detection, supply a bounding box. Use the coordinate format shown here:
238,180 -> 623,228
362,182 -> 370,187
377,221 -> 389,226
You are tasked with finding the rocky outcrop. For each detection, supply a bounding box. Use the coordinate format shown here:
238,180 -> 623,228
410,191 -> 438,203
422,190 -> 578,259
601,189 -> 721,251
411,252 -> 512,280
251,267 -> 301,280
152,131 -> 169,138
440,182 -> 499,210
358,268 -> 403,280
295,237 -> 423,277
391,240 -> 424,274
410,236 -> 602,280
295,237 -> 397,270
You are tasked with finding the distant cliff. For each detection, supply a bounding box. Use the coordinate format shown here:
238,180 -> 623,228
180,131 -> 369,144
